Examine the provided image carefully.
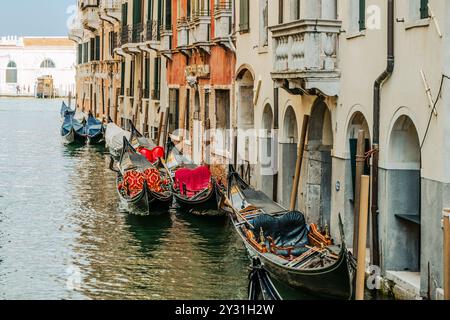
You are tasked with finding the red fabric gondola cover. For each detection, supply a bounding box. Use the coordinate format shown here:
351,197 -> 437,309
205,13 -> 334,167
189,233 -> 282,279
174,166 -> 211,196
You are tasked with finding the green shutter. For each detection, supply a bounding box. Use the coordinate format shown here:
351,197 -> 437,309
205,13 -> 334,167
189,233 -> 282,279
148,0 -> 153,20
120,61 -> 125,96
133,0 -> 142,24
153,57 -> 161,100
359,0 -> 366,31
95,36 -> 100,61
165,0 -> 171,28
122,3 -> 128,26
420,0 -> 429,19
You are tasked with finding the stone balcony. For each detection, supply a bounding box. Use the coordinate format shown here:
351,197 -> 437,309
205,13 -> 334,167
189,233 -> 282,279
176,18 -> 189,51
99,0 -> 121,24
189,10 -> 211,49
69,22 -> 84,42
270,19 -> 342,97
213,1 -> 232,49
80,0 -> 101,32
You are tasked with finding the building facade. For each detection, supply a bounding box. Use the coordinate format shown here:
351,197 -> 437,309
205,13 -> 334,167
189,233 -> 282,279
0,36 -> 76,97
70,0 -> 450,299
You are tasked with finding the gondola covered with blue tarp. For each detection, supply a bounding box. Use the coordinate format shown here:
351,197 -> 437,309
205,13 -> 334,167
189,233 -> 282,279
60,103 -> 86,145
85,112 -> 104,145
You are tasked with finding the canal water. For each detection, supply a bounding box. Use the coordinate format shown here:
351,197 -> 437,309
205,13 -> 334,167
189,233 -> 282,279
0,98 -> 385,300
0,98 -> 252,300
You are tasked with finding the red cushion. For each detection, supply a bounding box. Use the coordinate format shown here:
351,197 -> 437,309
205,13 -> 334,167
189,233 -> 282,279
143,168 -> 164,193
175,166 -> 211,196
139,148 -> 155,163
123,171 -> 144,197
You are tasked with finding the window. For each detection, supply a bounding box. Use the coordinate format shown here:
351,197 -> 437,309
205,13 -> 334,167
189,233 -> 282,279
95,36 -> 100,61
359,0 -> 366,31
292,0 -> 301,21
259,0 -> 268,47
40,59 -> 55,68
152,57 -> 161,100
278,0 -> 283,24
240,0 -> 250,33
122,3 -> 128,26
6,61 -> 17,84
185,89 -> 190,130
420,0 -> 429,19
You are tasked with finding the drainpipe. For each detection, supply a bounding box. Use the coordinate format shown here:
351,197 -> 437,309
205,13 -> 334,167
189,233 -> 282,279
372,0 -> 395,267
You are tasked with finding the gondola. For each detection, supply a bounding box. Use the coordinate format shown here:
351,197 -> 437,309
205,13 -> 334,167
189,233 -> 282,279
105,117 -> 131,159
109,137 -> 172,216
105,118 -> 155,159
85,112 -> 105,145
60,105 -> 86,145
219,167 -> 355,300
248,258 -> 283,300
165,138 -> 219,216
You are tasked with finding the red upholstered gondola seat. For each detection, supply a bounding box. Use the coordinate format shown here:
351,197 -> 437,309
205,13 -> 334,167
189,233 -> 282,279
123,170 -> 144,197
143,168 -> 165,193
174,166 -> 211,197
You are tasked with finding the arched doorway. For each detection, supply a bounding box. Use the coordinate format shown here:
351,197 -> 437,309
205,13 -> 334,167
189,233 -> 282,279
260,104 -> 275,199
345,111 -> 371,247
236,68 -> 255,185
280,106 -> 298,208
385,115 -> 421,272
305,98 -> 333,227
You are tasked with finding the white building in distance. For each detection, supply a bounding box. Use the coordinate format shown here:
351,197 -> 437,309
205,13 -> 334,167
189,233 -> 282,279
0,36 -> 76,97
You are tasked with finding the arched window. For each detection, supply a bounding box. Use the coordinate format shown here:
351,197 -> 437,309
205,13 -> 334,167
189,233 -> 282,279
40,59 -> 56,68
6,61 -> 17,83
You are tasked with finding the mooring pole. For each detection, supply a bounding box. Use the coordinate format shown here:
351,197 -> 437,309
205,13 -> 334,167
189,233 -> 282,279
289,115 -> 309,211
353,130 -> 366,256
68,91 -> 72,108
444,208 -> 450,300
356,175 -> 370,300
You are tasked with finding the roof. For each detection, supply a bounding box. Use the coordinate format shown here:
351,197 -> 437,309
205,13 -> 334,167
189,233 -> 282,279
23,37 -> 74,47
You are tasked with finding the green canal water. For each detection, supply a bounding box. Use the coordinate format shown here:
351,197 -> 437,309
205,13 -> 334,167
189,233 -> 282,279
0,98 -> 383,300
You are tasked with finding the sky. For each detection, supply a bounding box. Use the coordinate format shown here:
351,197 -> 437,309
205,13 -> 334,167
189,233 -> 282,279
0,0 -> 76,37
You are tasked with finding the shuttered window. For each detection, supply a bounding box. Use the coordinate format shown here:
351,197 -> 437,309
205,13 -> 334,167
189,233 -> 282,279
420,0 -> 429,19
122,3 -> 128,26
95,36 -> 100,61
240,0 -> 249,33
133,0 -> 142,24
90,38 -> 95,61
153,57 -> 161,100
359,0 -> 366,31
120,61 -> 125,95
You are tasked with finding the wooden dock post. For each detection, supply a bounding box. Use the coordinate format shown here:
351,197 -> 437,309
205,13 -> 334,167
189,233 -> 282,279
68,91 -> 72,108
355,175 -> 370,300
444,208 -> 450,300
353,130 -> 366,256
289,115 -> 310,211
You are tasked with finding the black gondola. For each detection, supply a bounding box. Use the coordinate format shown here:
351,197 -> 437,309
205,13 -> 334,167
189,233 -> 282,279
219,167 -> 355,300
109,137 -> 173,216
165,138 -> 220,216
248,258 -> 283,300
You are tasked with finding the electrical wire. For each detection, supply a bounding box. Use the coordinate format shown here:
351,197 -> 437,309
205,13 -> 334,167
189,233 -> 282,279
421,74 -> 450,149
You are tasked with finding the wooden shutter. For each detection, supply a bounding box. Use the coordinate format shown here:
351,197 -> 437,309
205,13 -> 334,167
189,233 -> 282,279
359,0 -> 366,31
420,0 -> 429,19
240,0 -> 249,32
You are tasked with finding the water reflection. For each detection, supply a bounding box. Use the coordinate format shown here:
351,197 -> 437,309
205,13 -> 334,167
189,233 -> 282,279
0,98 -> 250,300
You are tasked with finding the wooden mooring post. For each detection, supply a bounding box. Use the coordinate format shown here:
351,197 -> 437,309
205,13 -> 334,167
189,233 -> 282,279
289,115 -> 309,211
355,175 -> 370,300
353,130 -> 366,256
444,208 -> 450,300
